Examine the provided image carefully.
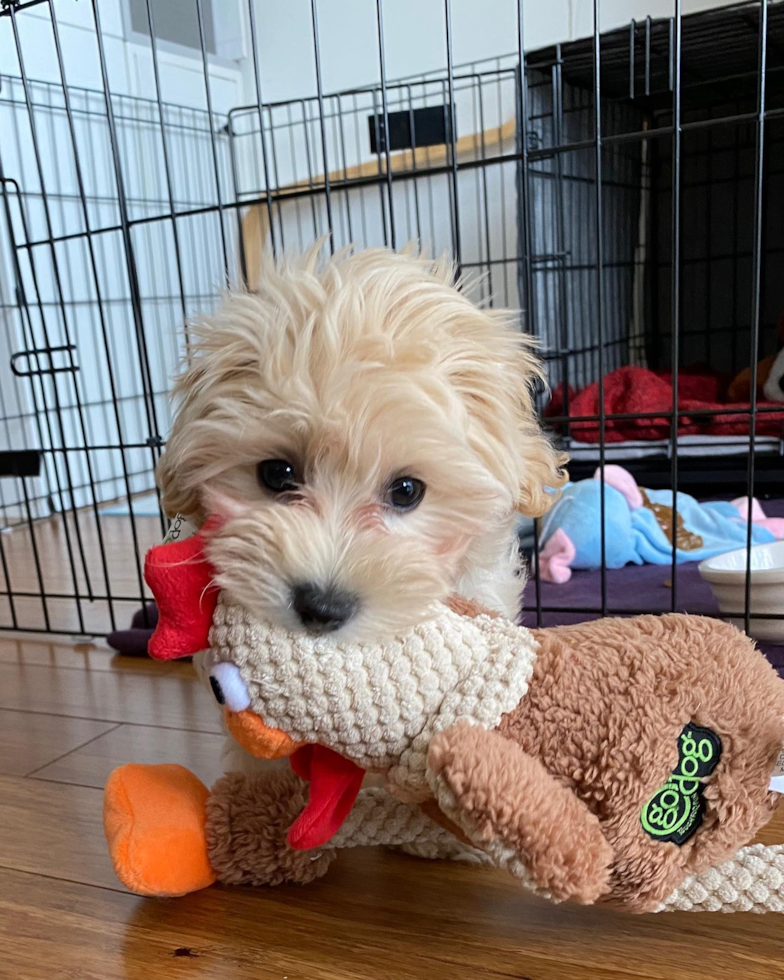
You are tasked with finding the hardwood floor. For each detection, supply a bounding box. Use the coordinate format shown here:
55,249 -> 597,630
1,632 -> 784,980
0,511 -> 162,635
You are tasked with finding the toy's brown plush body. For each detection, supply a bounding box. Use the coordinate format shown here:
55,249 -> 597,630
430,613 -> 784,911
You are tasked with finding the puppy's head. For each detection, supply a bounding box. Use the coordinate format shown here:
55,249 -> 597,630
158,247 -> 565,639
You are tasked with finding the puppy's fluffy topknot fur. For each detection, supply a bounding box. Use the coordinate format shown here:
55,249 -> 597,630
158,246 -> 565,637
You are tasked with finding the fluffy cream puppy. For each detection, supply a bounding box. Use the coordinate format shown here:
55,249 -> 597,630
158,246 -> 564,648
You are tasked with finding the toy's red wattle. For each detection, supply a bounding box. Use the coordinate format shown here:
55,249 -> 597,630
143,520 -> 221,660
287,745 -> 365,850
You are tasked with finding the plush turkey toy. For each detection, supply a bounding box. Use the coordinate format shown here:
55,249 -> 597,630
103,520 -> 784,913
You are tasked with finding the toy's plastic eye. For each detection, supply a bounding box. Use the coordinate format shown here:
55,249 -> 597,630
257,459 -> 299,494
208,662 -> 250,712
385,476 -> 426,511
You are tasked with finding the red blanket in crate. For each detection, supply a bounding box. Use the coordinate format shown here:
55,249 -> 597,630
546,366 -> 784,442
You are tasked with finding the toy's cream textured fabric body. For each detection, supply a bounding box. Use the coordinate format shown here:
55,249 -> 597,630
209,598 -> 536,802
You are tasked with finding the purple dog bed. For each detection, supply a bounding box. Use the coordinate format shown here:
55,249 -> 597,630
521,496 -> 784,676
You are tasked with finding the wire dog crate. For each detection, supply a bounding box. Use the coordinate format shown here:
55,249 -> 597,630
0,0 -> 781,651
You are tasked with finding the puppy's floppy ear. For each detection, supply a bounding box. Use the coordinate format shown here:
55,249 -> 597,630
155,292 -> 267,525
512,357 -> 568,518
447,306 -> 566,519
156,448 -> 203,524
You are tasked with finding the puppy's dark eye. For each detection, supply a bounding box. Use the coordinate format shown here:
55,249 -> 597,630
385,476 -> 426,511
257,459 -> 299,494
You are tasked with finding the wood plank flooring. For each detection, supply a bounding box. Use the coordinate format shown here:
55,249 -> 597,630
0,511 -> 162,635
2,631 -> 784,979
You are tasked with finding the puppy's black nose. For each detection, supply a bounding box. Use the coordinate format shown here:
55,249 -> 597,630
292,583 -> 358,633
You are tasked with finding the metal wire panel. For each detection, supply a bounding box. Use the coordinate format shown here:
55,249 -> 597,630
226,65 -> 522,303
0,0 -> 780,639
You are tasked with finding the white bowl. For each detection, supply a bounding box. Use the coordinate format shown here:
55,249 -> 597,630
699,540 -> 784,642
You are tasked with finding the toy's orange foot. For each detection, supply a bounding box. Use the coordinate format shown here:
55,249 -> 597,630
104,763 -> 217,897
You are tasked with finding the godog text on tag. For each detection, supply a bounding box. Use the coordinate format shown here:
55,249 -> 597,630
640,723 -> 722,846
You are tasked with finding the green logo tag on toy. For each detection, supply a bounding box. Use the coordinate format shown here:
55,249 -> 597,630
640,723 -> 722,846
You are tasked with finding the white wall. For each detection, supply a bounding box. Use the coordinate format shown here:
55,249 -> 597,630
241,0 -> 566,103
0,0 -> 242,109
242,0 -> 745,106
